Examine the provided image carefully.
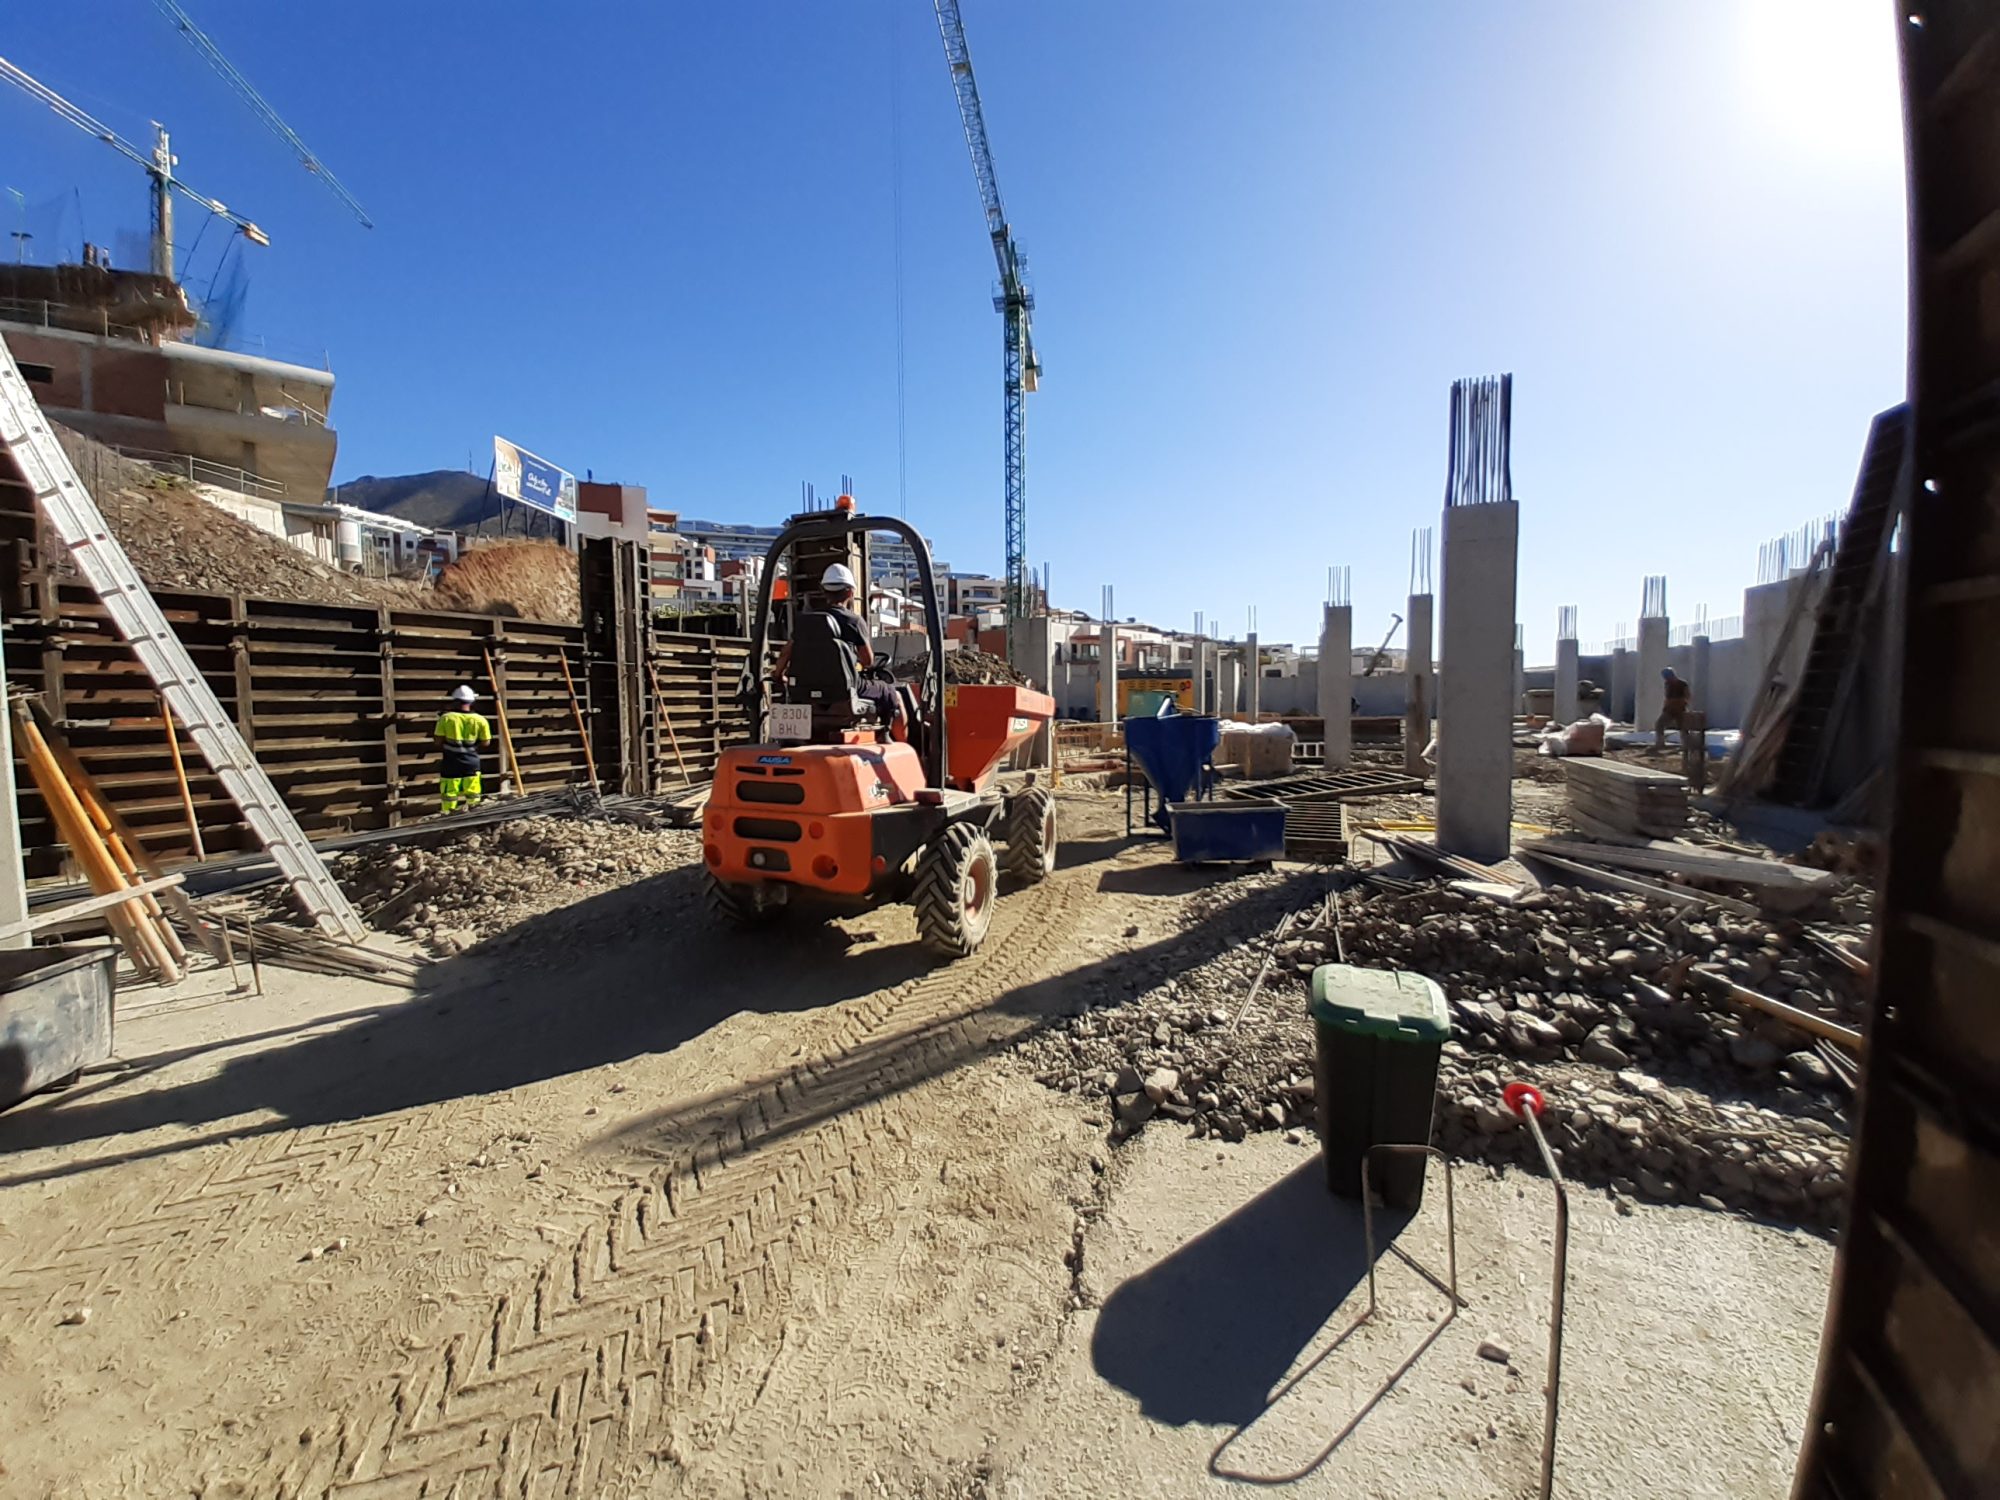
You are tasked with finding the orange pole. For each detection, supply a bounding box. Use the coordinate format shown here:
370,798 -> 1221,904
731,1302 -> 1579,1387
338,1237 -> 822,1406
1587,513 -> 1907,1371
158,693 -> 207,861
14,707 -> 177,979
482,649 -> 527,792
558,649 -> 599,789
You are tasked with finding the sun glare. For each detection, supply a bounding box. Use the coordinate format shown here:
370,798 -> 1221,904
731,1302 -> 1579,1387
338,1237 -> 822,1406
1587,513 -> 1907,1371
1739,0 -> 1903,169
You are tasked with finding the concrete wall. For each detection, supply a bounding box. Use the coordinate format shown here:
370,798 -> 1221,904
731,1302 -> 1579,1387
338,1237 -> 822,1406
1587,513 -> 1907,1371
1260,667 -> 1409,720
1742,574 -> 1821,724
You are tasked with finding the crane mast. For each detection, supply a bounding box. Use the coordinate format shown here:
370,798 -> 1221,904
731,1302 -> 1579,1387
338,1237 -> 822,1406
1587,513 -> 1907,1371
0,54 -> 269,277
932,0 -> 1039,654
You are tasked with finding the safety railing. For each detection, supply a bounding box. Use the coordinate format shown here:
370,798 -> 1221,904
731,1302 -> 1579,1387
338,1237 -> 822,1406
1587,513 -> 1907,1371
112,445 -> 289,502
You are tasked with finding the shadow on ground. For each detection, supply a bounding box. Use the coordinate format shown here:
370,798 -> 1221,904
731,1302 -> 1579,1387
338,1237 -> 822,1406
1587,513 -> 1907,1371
0,863 -> 937,1180
1089,1161 -> 1403,1427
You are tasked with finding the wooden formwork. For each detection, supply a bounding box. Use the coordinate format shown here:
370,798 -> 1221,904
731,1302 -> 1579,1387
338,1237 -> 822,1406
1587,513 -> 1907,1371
0,575 -> 751,880
0,461 -> 762,879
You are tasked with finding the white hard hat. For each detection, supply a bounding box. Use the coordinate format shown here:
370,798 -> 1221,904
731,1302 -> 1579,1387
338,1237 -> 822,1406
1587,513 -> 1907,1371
821,563 -> 857,592
450,684 -> 477,703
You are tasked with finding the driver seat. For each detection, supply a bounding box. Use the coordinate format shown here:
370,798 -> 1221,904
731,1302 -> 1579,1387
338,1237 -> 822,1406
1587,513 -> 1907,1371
783,612 -> 874,735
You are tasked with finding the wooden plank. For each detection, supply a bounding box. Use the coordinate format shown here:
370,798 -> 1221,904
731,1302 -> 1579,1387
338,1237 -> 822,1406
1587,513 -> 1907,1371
1521,836 -> 1839,891
1517,847 -> 1763,916
0,872 -> 186,940
1687,966 -> 1864,1051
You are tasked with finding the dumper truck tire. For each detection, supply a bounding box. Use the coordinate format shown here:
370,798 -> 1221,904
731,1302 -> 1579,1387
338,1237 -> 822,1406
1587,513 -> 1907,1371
704,871 -> 784,929
1002,786 -> 1057,885
914,824 -> 997,959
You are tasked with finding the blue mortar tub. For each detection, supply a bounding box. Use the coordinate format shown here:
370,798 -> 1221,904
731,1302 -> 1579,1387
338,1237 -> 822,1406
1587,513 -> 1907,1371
1168,801 -> 1286,863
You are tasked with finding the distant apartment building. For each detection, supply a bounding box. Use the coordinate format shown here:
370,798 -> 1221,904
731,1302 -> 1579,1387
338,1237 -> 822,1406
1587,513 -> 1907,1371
947,572 -> 1006,616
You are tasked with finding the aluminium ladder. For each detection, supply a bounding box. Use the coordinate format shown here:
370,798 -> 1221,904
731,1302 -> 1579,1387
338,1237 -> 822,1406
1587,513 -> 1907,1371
0,339 -> 367,941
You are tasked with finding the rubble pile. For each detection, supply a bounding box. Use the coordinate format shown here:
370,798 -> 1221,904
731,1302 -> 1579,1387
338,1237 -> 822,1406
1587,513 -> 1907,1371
1017,880 -> 1858,1229
334,816 -> 699,954
52,424 -> 422,609
943,648 -> 1027,686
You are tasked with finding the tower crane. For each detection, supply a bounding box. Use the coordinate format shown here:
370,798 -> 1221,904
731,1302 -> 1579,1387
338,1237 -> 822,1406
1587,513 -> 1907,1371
151,0 -> 373,229
0,55 -> 268,278
931,0 -> 1039,654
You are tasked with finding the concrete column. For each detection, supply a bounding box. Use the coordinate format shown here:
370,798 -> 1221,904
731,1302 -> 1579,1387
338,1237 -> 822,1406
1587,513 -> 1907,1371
1635,615 -> 1669,729
1099,624 -> 1118,724
1318,605 -> 1352,768
1511,641 -> 1525,720
1404,593 -> 1433,774
1217,651 -> 1242,719
1552,638 -> 1578,726
1011,614 -> 1053,693
1611,647 -> 1635,725
1690,634 -> 1712,717
1191,637 -> 1207,714
1436,501 -> 1518,863
1244,633 -> 1261,722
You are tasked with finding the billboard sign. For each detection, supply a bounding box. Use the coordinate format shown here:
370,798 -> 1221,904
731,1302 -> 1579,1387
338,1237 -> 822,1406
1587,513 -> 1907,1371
492,435 -> 577,524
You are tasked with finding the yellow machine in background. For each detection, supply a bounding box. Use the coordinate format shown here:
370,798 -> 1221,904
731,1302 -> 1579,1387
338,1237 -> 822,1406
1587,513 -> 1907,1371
1118,674 -> 1196,718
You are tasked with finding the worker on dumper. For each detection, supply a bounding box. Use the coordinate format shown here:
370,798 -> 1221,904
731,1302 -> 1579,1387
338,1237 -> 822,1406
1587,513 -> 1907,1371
434,684 -> 493,813
771,563 -> 907,738
1655,667 -> 1693,750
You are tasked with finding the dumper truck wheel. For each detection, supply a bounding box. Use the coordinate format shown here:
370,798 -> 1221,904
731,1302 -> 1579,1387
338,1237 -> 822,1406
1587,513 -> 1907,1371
913,824 -> 997,959
1002,786 -> 1057,885
704,871 -> 784,929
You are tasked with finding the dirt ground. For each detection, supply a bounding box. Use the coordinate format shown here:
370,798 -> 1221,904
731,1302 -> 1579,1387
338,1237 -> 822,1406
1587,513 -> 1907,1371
0,786 -> 1836,1498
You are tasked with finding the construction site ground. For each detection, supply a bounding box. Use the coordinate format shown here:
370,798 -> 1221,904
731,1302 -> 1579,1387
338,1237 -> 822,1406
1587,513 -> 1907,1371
0,784 -> 1833,1499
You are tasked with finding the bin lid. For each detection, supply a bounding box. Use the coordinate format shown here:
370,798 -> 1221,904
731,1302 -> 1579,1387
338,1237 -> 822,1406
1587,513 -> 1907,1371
1308,964 -> 1450,1042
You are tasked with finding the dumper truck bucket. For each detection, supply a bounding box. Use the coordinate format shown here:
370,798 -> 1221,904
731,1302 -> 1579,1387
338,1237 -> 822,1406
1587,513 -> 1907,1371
944,684 -> 1055,789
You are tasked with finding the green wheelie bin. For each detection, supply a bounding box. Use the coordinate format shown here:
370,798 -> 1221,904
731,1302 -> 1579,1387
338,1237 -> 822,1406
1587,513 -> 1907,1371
1310,964 -> 1451,1210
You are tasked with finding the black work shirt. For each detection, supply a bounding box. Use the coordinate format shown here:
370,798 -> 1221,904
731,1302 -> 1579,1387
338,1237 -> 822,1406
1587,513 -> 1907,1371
828,606 -> 869,661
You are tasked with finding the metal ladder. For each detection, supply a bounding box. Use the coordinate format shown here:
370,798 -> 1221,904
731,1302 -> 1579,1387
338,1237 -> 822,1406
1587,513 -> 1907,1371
0,340 -> 367,941
1768,406 -> 1912,808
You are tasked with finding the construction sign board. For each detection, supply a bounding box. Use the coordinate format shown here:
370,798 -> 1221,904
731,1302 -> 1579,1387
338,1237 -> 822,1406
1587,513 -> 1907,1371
493,436 -> 577,524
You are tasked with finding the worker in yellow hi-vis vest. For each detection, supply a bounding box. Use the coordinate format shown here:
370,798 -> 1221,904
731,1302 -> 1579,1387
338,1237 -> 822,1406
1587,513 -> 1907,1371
434,684 -> 493,813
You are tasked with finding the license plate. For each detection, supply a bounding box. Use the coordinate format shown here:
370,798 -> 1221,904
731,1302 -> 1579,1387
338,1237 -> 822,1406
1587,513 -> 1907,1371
769,703 -> 813,742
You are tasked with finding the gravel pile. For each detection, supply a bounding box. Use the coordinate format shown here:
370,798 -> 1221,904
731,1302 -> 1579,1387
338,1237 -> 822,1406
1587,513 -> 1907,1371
334,816 -> 699,955
1016,879 -> 1857,1229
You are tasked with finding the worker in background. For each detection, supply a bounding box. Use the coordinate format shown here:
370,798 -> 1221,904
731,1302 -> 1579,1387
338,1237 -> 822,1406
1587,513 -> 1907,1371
1655,667 -> 1693,750
772,563 -> 907,737
434,683 -> 493,813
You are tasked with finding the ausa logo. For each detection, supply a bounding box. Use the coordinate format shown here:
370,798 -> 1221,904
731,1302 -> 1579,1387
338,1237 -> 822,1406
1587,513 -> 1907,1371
756,754 -> 793,765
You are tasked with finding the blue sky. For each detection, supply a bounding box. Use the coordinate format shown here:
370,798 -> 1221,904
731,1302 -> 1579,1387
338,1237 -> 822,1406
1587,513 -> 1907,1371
5,2 -> 1906,660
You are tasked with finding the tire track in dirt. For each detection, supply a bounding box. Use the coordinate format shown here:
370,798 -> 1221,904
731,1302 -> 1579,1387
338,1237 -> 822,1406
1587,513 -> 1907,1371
236,865 -> 1090,1498
0,1111 -> 465,1316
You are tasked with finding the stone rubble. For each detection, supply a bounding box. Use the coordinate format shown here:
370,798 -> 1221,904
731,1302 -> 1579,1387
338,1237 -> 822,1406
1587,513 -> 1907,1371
333,815 -> 701,955
1015,879 -> 1858,1230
